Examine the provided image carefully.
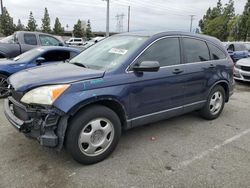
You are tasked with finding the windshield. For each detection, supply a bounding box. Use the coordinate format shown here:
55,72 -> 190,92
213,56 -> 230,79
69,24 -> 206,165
0,35 -> 16,44
70,36 -> 148,70
13,48 -> 44,61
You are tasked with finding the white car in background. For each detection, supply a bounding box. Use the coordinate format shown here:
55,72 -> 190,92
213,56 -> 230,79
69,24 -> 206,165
82,37 -> 105,49
65,38 -> 84,46
234,58 -> 250,82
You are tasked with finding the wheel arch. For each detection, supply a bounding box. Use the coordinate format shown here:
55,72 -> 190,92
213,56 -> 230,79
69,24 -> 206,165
209,80 -> 229,102
68,97 -> 129,130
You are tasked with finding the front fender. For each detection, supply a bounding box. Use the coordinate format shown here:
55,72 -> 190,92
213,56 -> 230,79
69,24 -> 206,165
53,83 -> 130,117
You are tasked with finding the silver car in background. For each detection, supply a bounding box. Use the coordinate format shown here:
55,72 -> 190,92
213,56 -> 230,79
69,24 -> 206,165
234,58 -> 250,82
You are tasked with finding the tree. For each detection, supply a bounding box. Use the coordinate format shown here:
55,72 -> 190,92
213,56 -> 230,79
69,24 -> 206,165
41,7 -> 51,33
86,20 -> 93,39
228,15 -> 240,41
73,19 -> 84,37
0,7 -> 15,36
238,0 -> 250,41
16,19 -> 25,31
27,11 -> 37,31
53,17 -> 64,35
199,0 -> 235,41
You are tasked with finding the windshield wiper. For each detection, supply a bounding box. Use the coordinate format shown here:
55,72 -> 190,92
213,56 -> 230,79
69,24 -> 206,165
71,62 -> 88,68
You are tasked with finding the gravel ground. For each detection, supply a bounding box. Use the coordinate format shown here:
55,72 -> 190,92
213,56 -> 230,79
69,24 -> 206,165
0,82 -> 250,188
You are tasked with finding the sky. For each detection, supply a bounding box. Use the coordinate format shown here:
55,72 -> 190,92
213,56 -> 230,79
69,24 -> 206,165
3,0 -> 248,33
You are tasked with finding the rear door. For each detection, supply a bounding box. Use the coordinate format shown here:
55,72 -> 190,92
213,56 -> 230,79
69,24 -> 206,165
129,37 -> 186,123
181,37 -> 212,107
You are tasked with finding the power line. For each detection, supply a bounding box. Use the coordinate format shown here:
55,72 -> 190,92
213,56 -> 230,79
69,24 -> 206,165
114,0 -> 196,17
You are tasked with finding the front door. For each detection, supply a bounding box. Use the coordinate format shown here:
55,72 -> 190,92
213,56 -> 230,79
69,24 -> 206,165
128,37 -> 186,125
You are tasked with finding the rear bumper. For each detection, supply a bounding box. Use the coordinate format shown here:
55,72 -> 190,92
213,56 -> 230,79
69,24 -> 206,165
4,97 -> 63,148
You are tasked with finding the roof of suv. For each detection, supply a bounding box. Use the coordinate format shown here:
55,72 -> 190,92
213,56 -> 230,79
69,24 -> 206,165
118,31 -> 222,46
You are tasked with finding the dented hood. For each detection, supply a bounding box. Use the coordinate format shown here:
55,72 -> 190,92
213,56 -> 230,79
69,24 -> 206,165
9,62 -> 105,92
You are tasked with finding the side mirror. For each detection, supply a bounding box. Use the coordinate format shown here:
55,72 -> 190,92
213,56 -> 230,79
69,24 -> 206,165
59,42 -> 64,46
227,49 -> 234,54
132,61 -> 160,72
36,57 -> 46,65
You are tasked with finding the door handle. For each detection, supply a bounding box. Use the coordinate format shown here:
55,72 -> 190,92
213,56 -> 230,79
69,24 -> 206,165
172,69 -> 183,74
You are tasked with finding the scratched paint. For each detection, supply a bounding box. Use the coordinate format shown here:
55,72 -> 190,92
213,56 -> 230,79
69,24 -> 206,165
90,79 -> 104,85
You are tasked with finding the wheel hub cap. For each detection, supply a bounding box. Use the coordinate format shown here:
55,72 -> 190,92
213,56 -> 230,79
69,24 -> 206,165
209,91 -> 223,115
78,118 -> 114,156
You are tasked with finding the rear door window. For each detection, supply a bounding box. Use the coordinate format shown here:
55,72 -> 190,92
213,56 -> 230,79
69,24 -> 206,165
182,38 -> 210,63
24,34 -> 37,45
207,43 -> 227,60
39,35 -> 61,46
135,37 -> 181,67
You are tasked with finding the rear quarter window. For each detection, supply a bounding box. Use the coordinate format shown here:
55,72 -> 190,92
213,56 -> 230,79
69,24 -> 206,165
207,43 -> 227,60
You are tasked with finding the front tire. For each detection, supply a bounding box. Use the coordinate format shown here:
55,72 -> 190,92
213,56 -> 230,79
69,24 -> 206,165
200,85 -> 225,120
66,105 -> 121,164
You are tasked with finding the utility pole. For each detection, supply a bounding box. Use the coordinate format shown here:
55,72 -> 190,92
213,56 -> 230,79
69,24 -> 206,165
0,0 -> 3,15
103,0 -> 110,37
189,15 -> 195,32
127,6 -> 130,32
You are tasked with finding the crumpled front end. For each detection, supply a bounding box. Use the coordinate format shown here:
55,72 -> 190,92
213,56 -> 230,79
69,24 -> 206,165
4,89 -> 68,149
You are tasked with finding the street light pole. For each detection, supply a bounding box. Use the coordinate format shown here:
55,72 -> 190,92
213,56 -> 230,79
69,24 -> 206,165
105,0 -> 110,37
127,6 -> 130,32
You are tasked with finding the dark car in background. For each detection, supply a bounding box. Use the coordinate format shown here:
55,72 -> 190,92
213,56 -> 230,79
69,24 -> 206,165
0,46 -> 80,97
224,42 -> 248,62
4,31 -> 234,165
0,31 -> 64,58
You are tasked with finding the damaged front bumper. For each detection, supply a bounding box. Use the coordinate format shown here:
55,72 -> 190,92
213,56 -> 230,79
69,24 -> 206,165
4,97 -> 68,149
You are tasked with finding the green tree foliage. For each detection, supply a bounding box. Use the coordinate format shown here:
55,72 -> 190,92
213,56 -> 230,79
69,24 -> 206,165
239,0 -> 250,41
41,7 -> 51,33
0,7 -> 16,36
27,11 -> 37,31
86,20 -> 93,39
199,0 -> 235,41
16,19 -> 25,31
228,15 -> 240,41
73,19 -> 85,37
53,17 -> 64,35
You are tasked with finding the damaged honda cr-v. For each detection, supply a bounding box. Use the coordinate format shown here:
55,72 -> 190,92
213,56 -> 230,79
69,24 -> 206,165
4,31 -> 234,164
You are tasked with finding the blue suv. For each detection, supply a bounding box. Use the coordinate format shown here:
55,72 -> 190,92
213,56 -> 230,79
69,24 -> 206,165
4,32 -> 234,164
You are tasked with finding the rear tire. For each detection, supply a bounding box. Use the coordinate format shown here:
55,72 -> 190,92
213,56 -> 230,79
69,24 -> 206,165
66,105 -> 121,165
200,85 -> 225,120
